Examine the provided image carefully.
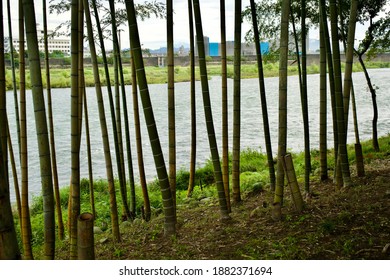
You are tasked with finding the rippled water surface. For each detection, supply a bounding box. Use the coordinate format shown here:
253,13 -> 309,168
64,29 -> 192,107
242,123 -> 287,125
6,69 -> 390,200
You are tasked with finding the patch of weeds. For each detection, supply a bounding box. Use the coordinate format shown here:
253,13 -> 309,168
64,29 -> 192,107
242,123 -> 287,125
172,242 -> 191,258
305,232 -> 319,244
176,169 -> 190,191
298,214 -> 310,223
337,211 -> 354,224
342,239 -> 354,256
285,215 -> 293,222
239,246 -> 260,259
366,219 -> 382,232
114,248 -> 124,258
320,219 -> 337,235
240,172 -> 265,194
236,239 -> 265,259
270,236 -> 303,259
195,160 -> 215,186
223,226 -> 237,235
239,148 -> 268,173
171,234 -> 178,243
149,227 -> 162,241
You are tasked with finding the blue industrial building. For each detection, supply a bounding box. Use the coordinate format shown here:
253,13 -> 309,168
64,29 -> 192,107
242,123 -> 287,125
209,43 -> 220,56
207,41 -> 270,57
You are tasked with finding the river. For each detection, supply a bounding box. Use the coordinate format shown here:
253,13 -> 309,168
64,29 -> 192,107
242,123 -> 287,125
6,68 -> 390,201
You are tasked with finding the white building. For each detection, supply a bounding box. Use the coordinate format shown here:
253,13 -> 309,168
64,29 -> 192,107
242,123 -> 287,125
5,28 -> 70,55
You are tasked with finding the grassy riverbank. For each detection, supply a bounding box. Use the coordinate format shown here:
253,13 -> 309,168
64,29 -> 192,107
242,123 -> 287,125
13,134 -> 390,259
6,60 -> 390,91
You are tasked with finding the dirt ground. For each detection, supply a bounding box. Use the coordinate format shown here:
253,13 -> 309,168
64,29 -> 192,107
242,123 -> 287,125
56,158 -> 390,260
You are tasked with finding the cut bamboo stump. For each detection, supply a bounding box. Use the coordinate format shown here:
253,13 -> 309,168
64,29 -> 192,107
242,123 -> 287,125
282,153 -> 304,212
77,212 -> 95,260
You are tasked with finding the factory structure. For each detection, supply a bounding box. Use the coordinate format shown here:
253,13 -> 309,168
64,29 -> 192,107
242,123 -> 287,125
195,36 -> 270,57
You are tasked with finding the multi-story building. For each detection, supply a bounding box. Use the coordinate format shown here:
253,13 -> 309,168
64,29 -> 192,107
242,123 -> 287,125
5,28 -> 70,55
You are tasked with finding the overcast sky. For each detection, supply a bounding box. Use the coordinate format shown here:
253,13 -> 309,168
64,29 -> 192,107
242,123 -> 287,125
5,0 -> 373,51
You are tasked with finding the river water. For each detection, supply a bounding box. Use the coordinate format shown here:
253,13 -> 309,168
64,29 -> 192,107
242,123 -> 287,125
6,68 -> 390,201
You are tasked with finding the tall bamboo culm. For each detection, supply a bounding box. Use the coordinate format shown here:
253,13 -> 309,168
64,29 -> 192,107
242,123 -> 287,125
108,0 -> 131,220
320,0 -> 338,180
329,0 -> 352,188
0,0 -> 21,260
187,0 -> 197,198
249,0 -> 275,191
23,0 -> 55,259
274,0 -> 291,218
84,0 -> 120,241
43,0 -> 64,241
95,0 -> 131,220
319,9 -> 328,181
220,0 -> 231,210
109,1 -> 137,218
131,54 -> 151,221
167,0 -> 177,218
7,0 -> 21,155
232,0 -> 242,203
192,0 -> 230,219
125,0 -> 176,234
69,0 -> 81,260
19,0 -> 33,260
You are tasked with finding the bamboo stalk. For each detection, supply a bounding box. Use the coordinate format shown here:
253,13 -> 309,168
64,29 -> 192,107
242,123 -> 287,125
282,154 -> 304,213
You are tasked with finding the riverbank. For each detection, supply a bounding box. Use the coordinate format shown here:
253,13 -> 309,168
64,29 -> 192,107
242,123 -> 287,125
6,60 -> 390,91
14,134 -> 390,259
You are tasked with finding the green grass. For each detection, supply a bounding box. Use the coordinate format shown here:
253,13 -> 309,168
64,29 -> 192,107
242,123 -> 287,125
6,61 -> 390,91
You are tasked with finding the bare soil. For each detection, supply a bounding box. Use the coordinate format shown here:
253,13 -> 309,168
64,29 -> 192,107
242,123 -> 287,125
56,158 -> 390,260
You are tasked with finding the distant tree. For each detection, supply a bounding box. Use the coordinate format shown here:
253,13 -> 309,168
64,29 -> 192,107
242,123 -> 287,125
49,50 -> 66,58
142,48 -> 152,57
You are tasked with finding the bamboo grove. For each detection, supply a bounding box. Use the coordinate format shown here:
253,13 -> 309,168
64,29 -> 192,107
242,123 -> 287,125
0,0 -> 389,259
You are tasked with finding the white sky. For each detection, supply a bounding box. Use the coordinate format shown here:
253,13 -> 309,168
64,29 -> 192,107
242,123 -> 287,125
4,0 -> 374,51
